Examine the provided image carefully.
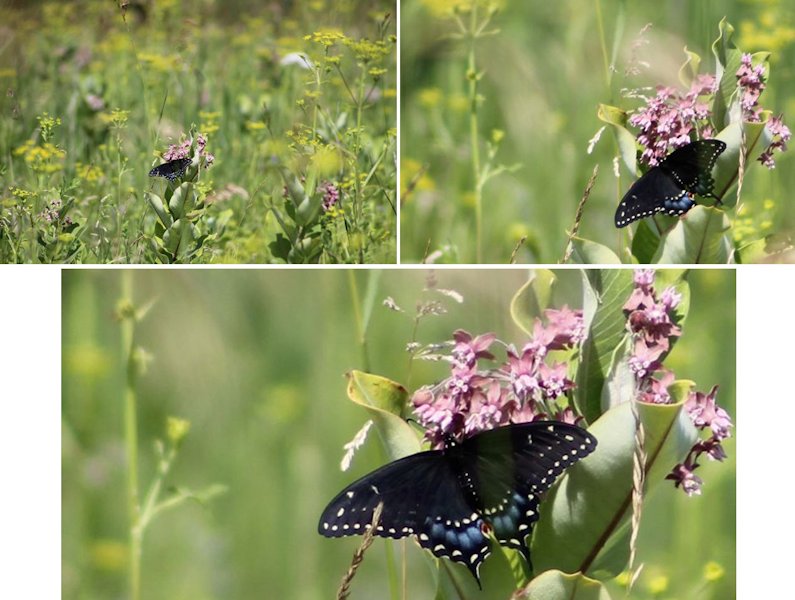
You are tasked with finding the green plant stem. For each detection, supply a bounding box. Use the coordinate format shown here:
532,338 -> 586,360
354,65 -> 368,261
468,5 -> 483,263
313,56 -> 323,136
347,271 -> 370,372
405,315 -> 420,391
120,271 -> 141,600
115,135 -> 124,261
138,445 -> 177,531
594,0 -> 611,93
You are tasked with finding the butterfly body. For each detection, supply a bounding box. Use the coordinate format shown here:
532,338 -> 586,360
148,157 -> 192,181
318,421 -> 596,585
615,139 -> 726,228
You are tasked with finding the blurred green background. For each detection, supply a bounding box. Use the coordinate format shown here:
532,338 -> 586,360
62,268 -> 735,599
400,0 -> 794,263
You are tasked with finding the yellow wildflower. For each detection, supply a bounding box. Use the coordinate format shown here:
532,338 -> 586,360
305,29 -> 347,48
344,38 -> 390,64
76,162 -> 103,183
647,574 -> 669,594
419,87 -> 443,109
704,561 -> 725,582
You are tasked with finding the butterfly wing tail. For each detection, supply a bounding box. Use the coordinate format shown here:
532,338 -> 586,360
464,559 -> 484,590
517,540 -> 533,573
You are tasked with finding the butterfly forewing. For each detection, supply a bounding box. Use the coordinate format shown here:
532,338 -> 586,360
614,139 -> 726,228
660,139 -> 725,195
148,157 -> 192,181
318,450 -> 491,581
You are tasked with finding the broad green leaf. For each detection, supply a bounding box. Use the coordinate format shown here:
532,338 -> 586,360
477,542 -> 518,597
597,104 -> 637,176
735,238 -> 767,264
279,166 -> 307,207
433,558 -> 505,600
510,270 -> 556,336
295,192 -> 322,227
144,192 -> 172,227
714,120 -> 773,205
653,269 -> 687,290
667,379 -> 696,404
167,182 -> 192,219
288,235 -> 323,263
711,18 -> 742,129
629,219 -> 660,264
652,206 -> 733,264
576,270 -> 634,423
345,370 -> 419,461
600,341 -> 632,413
433,539 -> 523,599
269,199 -> 296,241
175,220 -> 196,260
268,233 -> 292,262
533,400 -> 698,578
503,543 -> 532,588
163,219 -> 183,255
522,570 -> 614,600
568,238 -> 622,265
678,47 -> 702,88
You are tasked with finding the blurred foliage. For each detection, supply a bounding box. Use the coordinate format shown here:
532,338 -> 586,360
0,0 -> 395,263
400,0 -> 795,263
63,269 -> 735,599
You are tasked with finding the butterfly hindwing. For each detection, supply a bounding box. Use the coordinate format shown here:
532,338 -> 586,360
459,422 -> 597,567
149,157 -> 192,181
615,139 -> 726,228
615,168 -> 695,227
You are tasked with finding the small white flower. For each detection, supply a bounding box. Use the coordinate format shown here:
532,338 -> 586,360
280,52 -> 313,69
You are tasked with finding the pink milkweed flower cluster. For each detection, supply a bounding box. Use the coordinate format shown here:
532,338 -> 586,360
623,269 -> 682,382
667,385 -> 733,496
758,114 -> 791,169
623,270 -> 733,496
627,53 -> 789,168
38,198 -> 73,227
628,75 -> 716,166
162,133 -> 215,168
411,307 -> 585,449
736,53 -> 766,121
733,54 -> 790,168
320,181 -> 340,211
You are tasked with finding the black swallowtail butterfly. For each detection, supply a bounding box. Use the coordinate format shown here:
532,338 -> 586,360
614,139 -> 726,228
148,157 -> 192,181
318,421 -> 597,586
